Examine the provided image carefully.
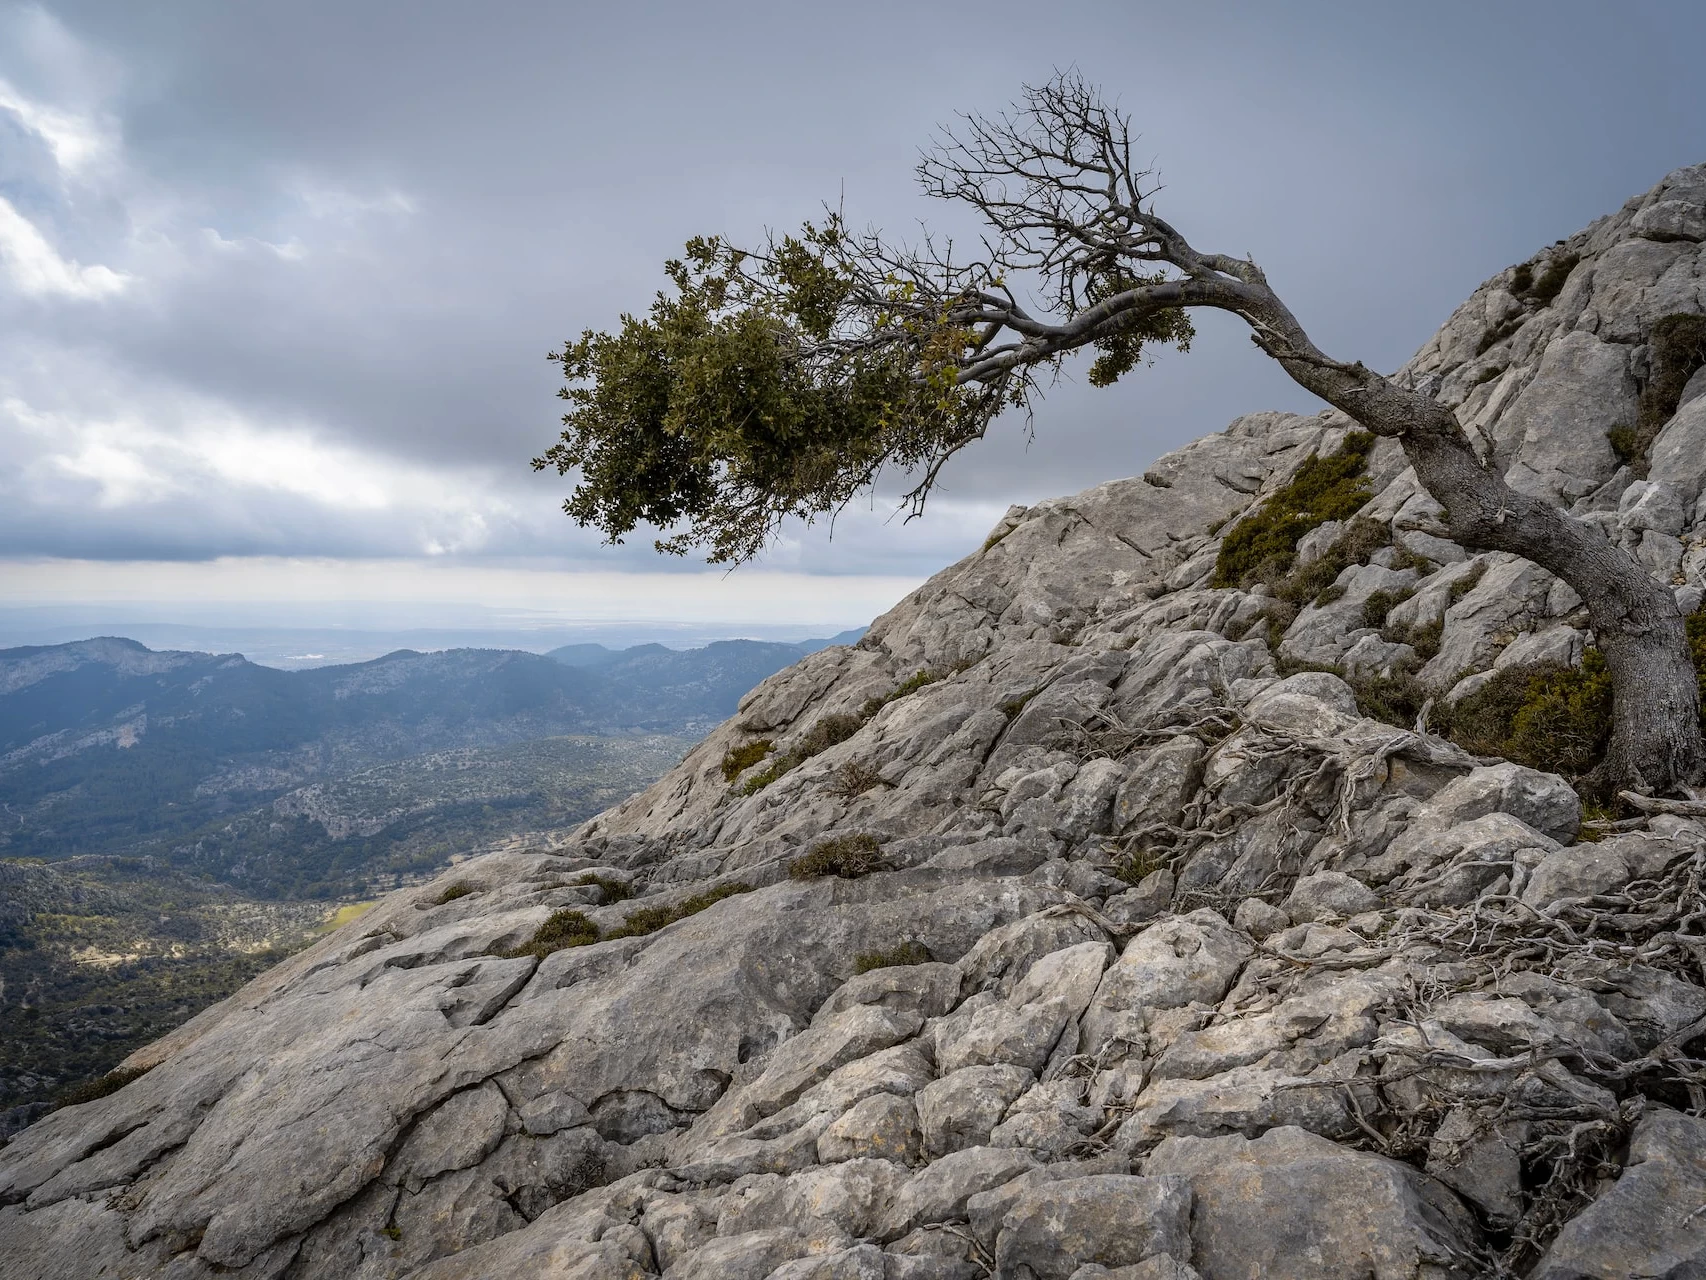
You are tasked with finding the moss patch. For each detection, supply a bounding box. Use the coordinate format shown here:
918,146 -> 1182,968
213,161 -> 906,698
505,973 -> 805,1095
788,833 -> 884,880
432,882 -> 476,906
721,738 -> 774,782
852,941 -> 931,973
604,882 -> 754,939
1212,432 -> 1377,589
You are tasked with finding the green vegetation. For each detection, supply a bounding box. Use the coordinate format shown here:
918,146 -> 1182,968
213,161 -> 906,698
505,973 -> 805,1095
53,1063 -> 153,1109
1361,588 -> 1414,630
573,873 -> 632,904
852,940 -> 932,973
1608,313 -> 1706,476
604,882 -> 754,939
1112,846 -> 1167,886
1212,433 -> 1378,590
1525,251 -> 1580,307
825,759 -> 886,799
999,690 -> 1040,720
506,909 -> 601,959
720,738 -> 774,781
737,712 -> 870,795
787,834 -> 885,880
432,882 -> 475,906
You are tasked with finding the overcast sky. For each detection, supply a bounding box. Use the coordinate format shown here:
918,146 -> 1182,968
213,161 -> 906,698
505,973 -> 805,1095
2,0 -> 1703,636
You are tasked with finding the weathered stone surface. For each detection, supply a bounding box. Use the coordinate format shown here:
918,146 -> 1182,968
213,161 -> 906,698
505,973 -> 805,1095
1146,1127 -> 1481,1280
993,1174 -> 1194,1279
8,166 -> 1706,1280
1531,1106 -> 1706,1280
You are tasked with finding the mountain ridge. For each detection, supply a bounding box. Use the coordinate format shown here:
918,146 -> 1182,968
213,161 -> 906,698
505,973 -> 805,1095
5,165 -> 1706,1279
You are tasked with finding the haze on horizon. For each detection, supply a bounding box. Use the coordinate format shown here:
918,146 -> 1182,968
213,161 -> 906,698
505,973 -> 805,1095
1,0 -> 1703,648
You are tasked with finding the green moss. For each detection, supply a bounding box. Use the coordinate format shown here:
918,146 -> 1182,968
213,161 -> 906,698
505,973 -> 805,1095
505,908 -> 601,959
852,941 -> 932,973
1448,561 -> 1488,606
53,1063 -> 153,1109
721,738 -> 774,782
1315,583 -> 1348,607
573,873 -> 632,904
1272,517 -> 1392,612
1211,432 -> 1377,589
999,690 -> 1040,720
604,882 -> 754,939
432,881 -> 476,906
788,833 -> 884,880
1607,424 -> 1641,470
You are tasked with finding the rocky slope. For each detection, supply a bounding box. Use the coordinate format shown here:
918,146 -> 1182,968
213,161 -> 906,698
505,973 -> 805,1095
5,167 -> 1706,1280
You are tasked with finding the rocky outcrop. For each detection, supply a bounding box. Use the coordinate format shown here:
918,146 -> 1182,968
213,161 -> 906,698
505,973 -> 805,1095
5,168 -> 1706,1280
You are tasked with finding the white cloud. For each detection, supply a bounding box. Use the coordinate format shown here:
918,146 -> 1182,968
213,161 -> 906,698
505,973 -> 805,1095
0,196 -> 128,298
0,74 -> 113,175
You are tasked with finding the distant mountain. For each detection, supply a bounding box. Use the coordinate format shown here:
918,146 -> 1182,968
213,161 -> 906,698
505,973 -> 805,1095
0,632 -> 857,888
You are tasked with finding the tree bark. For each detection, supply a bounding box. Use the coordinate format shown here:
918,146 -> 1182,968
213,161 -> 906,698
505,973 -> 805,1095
1232,282 -> 1703,797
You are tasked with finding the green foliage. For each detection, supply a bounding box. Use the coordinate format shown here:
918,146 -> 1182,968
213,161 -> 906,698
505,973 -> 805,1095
604,882 -> 754,939
1082,267 -> 1196,388
1361,588 -> 1414,630
1347,670 -> 1432,729
1211,433 -> 1378,590
1607,424 -> 1641,469
432,882 -> 475,906
720,738 -> 774,782
507,908 -> 601,959
788,834 -> 885,880
1315,583 -> 1348,607
1112,846 -> 1166,886
1448,561 -> 1488,605
52,1063 -> 153,1109
852,940 -> 932,973
533,222 -> 999,565
1439,653 -> 1613,779
1612,313 -> 1706,476
737,712 -> 868,795
573,873 -> 632,904
1526,252 -> 1580,307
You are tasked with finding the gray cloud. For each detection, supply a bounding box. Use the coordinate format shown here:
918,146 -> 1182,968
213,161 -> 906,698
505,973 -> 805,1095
2,0 -> 1703,581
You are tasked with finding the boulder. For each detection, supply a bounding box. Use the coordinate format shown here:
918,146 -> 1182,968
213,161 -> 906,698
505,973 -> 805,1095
993,1174 -> 1194,1279
1145,1126 -> 1482,1279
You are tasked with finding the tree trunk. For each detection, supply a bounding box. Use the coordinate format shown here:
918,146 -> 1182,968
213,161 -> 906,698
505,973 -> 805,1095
1246,300 -> 1703,797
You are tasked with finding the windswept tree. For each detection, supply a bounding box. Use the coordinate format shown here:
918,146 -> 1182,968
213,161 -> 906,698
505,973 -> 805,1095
536,73 -> 1701,798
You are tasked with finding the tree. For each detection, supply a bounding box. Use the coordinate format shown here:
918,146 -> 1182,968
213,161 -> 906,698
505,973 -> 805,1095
535,73 -> 1700,799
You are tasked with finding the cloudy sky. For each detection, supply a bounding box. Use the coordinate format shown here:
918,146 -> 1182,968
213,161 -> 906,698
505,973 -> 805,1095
2,0 -> 1703,642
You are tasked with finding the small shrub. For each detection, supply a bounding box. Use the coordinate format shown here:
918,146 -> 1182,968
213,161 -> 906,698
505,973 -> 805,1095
737,758 -> 791,795
1346,670 -> 1432,730
825,759 -> 886,799
999,689 -> 1040,720
1113,845 -> 1166,886
1383,617 -> 1443,661
721,738 -> 773,782
1509,262 -> 1534,295
1391,543 -> 1434,573
1211,432 -> 1377,589
1274,517 -> 1392,610
54,1064 -> 153,1109
604,882 -> 754,939
379,1226 -> 402,1242
1315,583 -> 1347,607
788,834 -> 885,880
432,882 -> 475,906
853,941 -> 932,973
1525,251 -> 1580,307
1448,561 -> 1488,606
574,873 -> 632,904
1607,424 -> 1641,469
796,712 -> 866,756
1469,364 -> 1504,388
506,908 -> 601,959
1361,588 -> 1413,630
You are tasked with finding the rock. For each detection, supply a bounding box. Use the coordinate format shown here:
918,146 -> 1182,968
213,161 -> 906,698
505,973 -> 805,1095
1081,911 -> 1253,1061
993,1174 -> 1194,1279
1418,762 -> 1581,844
667,1227 -> 810,1279
1233,897 -> 1290,940
1103,872 -> 1175,928
1425,1108 -> 1525,1224
1146,1126 -> 1482,1279
814,963 -> 963,1026
1649,394 -> 1706,507
1521,843 -> 1631,908
916,1066 -> 1034,1157
1531,1106 -> 1706,1279
716,1158 -> 906,1249
1617,478 -> 1687,535
817,1093 -> 922,1165
1067,1260 -> 1201,1280
1112,738 -> 1205,834
1498,330 -> 1633,503
767,1243 -> 889,1279
880,1146 -> 1039,1239
1282,872 -> 1381,924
